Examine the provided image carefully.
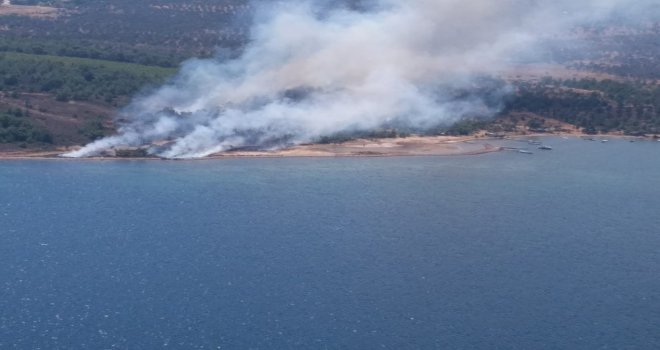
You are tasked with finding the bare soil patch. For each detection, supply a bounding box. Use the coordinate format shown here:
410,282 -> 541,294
0,4 -> 61,18
0,92 -> 115,146
210,136 -> 500,159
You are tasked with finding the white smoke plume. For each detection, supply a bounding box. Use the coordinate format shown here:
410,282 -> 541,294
64,0 -> 653,158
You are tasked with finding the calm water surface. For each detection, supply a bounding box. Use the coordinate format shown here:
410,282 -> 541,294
1,137 -> 659,349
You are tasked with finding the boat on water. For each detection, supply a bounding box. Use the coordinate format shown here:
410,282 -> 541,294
601,140 -> 609,143
538,145 -> 553,150
518,149 -> 533,154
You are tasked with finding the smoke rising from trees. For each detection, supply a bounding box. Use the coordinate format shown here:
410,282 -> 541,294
64,0 -> 656,158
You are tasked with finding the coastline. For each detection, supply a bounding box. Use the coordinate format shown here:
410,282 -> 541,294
0,132 -> 655,161
0,135 -> 500,160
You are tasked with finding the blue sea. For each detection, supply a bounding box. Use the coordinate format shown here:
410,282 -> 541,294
1,137 -> 659,349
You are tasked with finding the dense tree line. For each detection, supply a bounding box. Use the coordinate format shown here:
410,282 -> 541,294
0,108 -> 53,144
0,37 -> 186,68
78,116 -> 108,141
0,53 -> 174,103
505,78 -> 660,134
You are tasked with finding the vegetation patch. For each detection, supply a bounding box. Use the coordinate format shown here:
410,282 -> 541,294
0,108 -> 53,144
506,78 -> 660,135
0,52 -> 175,103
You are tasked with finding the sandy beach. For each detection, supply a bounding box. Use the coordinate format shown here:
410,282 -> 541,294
0,133 -> 655,160
208,135 -> 499,159
0,135 -> 498,160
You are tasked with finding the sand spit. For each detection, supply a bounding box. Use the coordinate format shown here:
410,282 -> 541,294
1,133 -> 655,161
0,3 -> 61,18
0,136 -> 499,160
207,136 -> 498,159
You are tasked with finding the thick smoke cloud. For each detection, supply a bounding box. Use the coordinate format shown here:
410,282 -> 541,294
64,0 -> 654,158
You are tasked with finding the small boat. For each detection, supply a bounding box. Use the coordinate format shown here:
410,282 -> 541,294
601,139 -> 609,143
518,149 -> 533,154
538,145 -> 553,150
528,140 -> 542,145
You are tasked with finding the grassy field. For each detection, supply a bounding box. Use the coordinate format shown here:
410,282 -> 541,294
0,51 -> 177,103
0,51 -> 177,76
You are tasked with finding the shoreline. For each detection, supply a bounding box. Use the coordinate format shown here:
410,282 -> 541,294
0,133 -> 655,161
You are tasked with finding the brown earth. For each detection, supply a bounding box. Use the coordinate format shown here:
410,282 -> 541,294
0,4 -> 61,18
210,135 -> 500,159
0,92 -> 115,148
497,64 -> 622,82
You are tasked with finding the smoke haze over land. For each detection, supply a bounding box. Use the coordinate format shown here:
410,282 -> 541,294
64,0 -> 658,158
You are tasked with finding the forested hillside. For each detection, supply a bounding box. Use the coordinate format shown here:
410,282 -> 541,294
0,0 -> 659,150
4,0 -> 252,59
0,52 -> 175,102
0,0 -> 252,148
504,78 -> 660,135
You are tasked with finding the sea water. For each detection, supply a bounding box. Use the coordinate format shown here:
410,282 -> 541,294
1,137 -> 659,349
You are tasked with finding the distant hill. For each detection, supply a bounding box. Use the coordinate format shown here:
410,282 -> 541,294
2,0 -> 253,62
